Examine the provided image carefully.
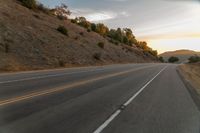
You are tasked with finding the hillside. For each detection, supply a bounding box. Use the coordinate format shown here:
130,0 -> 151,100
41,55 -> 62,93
160,50 -> 200,63
0,0 -> 158,72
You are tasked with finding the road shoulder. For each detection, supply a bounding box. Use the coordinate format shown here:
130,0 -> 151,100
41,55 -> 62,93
177,64 -> 200,111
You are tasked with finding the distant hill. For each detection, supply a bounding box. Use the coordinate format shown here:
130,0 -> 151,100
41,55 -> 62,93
159,50 -> 200,63
0,0 -> 158,72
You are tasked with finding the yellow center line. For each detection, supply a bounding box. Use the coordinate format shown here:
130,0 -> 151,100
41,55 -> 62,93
0,65 -> 158,106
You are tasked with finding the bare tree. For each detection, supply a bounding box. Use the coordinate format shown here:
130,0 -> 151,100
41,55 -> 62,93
53,3 -> 71,20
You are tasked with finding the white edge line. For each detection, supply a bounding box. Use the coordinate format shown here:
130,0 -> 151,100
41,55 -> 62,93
93,110 -> 121,133
93,65 -> 168,133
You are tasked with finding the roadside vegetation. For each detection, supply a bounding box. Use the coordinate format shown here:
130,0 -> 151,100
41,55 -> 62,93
18,0 -> 71,17
188,56 -> 200,63
71,17 -> 158,57
168,56 -> 179,63
18,0 -> 158,58
57,26 -> 68,36
97,42 -> 105,49
159,56 -> 164,63
18,0 -> 37,9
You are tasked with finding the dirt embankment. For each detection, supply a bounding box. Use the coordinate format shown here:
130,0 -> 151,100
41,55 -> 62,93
179,63 -> 200,94
0,0 -> 158,72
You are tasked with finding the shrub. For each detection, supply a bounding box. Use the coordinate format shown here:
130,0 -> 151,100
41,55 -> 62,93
18,0 -> 37,9
71,19 -> 77,23
74,36 -> 79,40
79,32 -> 84,36
87,29 -> 91,32
149,50 -> 158,57
159,56 -> 164,63
37,3 -> 51,14
33,14 -> 40,19
168,56 -> 179,63
93,53 -> 101,60
97,42 -> 104,49
5,43 -> 10,53
57,26 -> 68,36
59,60 -> 65,67
114,41 -> 119,45
188,56 -> 200,63
91,23 -> 97,32
109,39 -> 119,46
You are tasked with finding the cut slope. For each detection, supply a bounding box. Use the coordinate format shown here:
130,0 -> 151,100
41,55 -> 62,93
0,0 -> 158,72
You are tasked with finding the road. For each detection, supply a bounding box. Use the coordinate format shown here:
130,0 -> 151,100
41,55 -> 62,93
0,63 -> 199,133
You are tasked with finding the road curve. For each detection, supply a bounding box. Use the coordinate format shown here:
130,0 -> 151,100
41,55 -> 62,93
0,63 -> 199,133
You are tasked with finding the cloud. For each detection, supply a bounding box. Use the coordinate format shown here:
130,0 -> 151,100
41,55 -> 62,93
107,0 -> 128,1
85,12 -> 117,21
119,11 -> 130,17
70,8 -> 129,22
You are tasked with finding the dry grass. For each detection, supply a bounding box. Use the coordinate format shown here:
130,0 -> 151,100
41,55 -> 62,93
0,0 -> 158,72
179,63 -> 200,94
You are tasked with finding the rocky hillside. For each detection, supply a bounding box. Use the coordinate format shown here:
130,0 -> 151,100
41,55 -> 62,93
0,0 -> 158,72
160,50 -> 200,63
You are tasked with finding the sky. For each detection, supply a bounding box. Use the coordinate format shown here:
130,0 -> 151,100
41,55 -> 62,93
39,0 -> 200,54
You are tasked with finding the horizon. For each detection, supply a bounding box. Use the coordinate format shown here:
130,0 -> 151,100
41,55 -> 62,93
39,0 -> 200,54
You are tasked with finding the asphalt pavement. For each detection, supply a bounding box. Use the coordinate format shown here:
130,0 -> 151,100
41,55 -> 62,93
0,63 -> 199,133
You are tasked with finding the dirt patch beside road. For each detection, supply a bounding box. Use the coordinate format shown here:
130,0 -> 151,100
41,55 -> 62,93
179,63 -> 200,94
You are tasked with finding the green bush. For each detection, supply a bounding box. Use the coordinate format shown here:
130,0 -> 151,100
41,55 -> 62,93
59,60 -> 65,67
71,19 -> 77,23
79,32 -> 84,36
37,3 -> 51,14
18,0 -> 37,9
93,53 -> 101,60
159,56 -> 164,63
87,29 -> 91,32
168,56 -> 179,63
188,56 -> 200,63
57,26 -> 68,36
97,42 -> 105,49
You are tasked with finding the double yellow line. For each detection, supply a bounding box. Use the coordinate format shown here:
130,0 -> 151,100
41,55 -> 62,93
0,65 -> 157,106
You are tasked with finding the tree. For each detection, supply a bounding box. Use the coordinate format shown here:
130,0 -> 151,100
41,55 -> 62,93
115,28 -> 123,42
168,56 -> 179,63
149,50 -> 158,57
138,41 -> 148,51
123,36 -> 129,44
159,56 -> 164,63
91,23 -> 97,32
188,56 -> 200,63
19,0 -> 37,9
75,17 -> 91,29
96,23 -> 109,36
124,28 -> 135,40
53,3 -> 71,20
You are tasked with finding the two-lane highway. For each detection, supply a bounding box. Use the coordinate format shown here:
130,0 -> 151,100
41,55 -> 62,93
0,63 -> 199,133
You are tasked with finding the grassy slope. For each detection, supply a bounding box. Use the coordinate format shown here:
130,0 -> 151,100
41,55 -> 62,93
0,0 -> 158,72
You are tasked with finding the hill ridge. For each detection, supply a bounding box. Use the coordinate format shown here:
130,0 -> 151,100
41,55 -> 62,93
160,49 -> 200,63
0,0 -> 158,72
